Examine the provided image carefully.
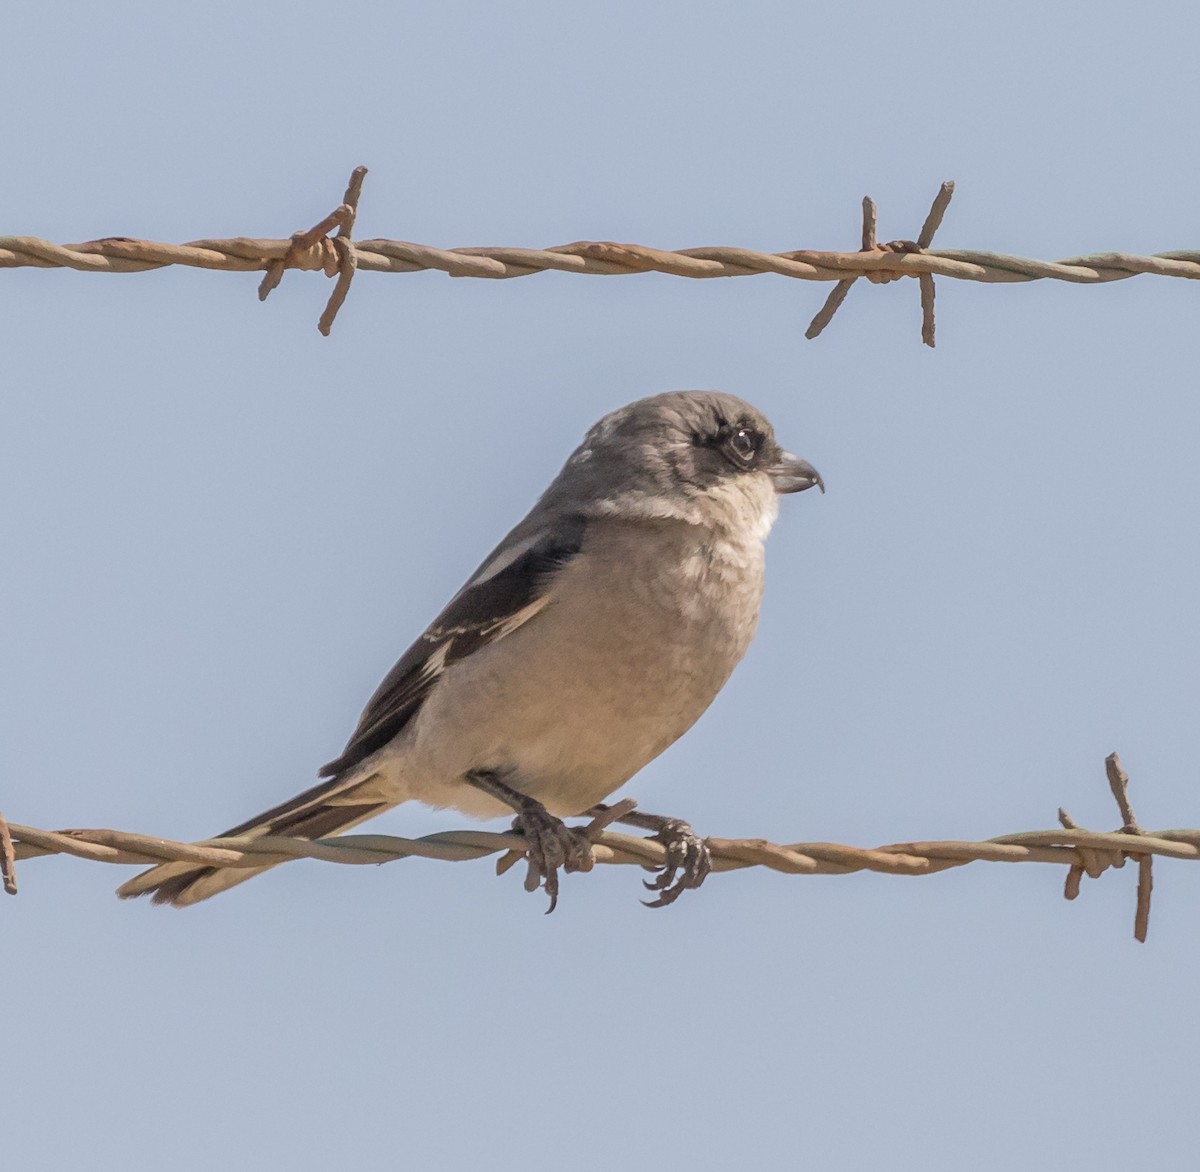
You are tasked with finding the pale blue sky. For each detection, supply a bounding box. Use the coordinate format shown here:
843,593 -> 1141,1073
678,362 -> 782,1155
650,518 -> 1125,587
5,2 -> 1199,1167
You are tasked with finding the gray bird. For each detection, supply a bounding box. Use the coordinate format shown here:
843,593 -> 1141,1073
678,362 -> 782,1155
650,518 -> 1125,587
118,391 -> 823,910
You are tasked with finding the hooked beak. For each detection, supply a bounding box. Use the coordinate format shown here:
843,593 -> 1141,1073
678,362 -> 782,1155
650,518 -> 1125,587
768,451 -> 825,495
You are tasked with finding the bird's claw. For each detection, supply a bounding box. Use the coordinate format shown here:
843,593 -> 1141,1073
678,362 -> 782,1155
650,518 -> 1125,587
641,819 -> 711,908
511,802 -> 595,913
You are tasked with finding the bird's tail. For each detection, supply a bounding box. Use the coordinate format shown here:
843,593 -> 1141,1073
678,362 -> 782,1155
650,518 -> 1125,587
116,770 -> 394,907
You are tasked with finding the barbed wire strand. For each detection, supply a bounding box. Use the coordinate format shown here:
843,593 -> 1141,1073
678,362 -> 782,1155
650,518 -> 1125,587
2,754 -> 1192,940
4,169 -> 1199,344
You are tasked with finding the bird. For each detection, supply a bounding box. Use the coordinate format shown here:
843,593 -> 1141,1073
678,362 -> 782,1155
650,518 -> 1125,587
118,390 -> 823,911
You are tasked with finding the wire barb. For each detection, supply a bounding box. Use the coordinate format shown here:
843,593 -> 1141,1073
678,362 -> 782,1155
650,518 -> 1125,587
805,181 -> 955,347
1057,752 -> 1154,942
1106,752 -> 1153,942
257,165 -> 368,335
0,810 -> 17,896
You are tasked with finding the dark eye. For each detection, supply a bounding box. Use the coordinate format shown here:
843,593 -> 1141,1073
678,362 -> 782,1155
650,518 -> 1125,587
725,426 -> 761,467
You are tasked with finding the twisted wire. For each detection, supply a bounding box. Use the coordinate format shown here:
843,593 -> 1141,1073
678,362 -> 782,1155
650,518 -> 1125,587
0,756 -> 1186,941
9,234 -> 1198,282
9,818 -> 1198,876
3,170 -> 1197,341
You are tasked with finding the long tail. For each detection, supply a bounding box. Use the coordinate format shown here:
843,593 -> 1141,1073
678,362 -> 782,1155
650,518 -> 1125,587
116,770 -> 394,907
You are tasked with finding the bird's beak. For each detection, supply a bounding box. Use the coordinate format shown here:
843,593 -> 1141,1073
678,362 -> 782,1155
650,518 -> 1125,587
768,451 -> 825,495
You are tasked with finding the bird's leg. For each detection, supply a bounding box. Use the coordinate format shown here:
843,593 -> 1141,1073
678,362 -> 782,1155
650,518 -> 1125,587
465,770 -> 594,913
585,802 -> 712,908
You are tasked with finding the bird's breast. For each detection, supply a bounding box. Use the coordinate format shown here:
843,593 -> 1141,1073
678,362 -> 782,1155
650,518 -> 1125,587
400,519 -> 767,816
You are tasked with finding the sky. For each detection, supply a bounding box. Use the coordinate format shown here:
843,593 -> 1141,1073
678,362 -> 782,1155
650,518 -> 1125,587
4,1 -> 1199,1167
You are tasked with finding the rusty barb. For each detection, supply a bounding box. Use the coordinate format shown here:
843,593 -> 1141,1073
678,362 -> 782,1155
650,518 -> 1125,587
2,753 -> 1194,940
257,165 -> 367,335
0,809 -> 16,896
804,181 -> 955,347
1057,752 -> 1155,942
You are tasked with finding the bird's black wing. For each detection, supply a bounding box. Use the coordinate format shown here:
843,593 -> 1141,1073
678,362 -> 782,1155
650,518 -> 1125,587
318,514 -> 587,778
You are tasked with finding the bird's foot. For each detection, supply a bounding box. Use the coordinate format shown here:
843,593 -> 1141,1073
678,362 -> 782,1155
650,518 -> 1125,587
466,769 -> 595,912
583,801 -> 712,908
510,800 -> 595,914
641,818 -> 711,908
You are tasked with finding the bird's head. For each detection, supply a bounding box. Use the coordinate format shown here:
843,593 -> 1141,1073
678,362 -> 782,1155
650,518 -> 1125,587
557,391 -> 823,535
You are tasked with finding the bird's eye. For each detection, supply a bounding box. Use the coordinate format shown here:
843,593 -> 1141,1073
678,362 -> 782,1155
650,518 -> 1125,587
725,426 -> 761,467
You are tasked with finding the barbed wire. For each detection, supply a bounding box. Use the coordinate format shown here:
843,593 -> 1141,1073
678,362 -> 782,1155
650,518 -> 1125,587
3,168 -> 1197,343
1,755 -> 1191,940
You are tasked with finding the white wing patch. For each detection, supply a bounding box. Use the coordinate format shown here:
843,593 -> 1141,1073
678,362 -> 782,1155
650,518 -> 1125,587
424,639 -> 452,675
491,595 -> 551,640
467,530 -> 549,589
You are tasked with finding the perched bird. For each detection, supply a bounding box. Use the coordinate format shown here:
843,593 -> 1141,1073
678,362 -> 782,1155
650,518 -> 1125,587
118,391 -> 823,910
